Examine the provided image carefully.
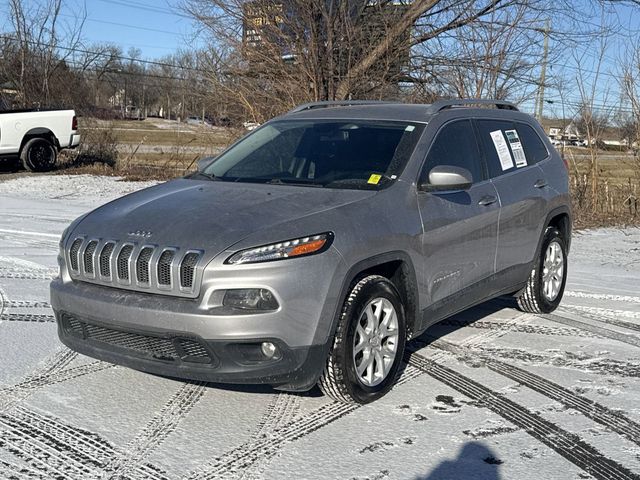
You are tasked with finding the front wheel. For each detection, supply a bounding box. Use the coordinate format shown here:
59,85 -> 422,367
21,138 -> 57,172
516,227 -> 567,314
318,275 -> 406,404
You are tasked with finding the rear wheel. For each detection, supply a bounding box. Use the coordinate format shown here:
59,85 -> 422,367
516,227 -> 567,314
21,138 -> 57,172
318,275 -> 406,404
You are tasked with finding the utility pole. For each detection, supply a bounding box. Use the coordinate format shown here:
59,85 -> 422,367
536,20 -> 550,121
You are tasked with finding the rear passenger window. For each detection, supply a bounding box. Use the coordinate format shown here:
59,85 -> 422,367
476,119 -> 524,178
516,122 -> 549,164
421,120 -> 482,184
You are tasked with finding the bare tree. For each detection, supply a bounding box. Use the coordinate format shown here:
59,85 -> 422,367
5,0 -> 85,107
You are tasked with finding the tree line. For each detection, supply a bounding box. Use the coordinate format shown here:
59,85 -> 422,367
0,0 -> 639,135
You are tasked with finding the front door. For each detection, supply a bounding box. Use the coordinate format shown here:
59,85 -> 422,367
417,119 -> 500,321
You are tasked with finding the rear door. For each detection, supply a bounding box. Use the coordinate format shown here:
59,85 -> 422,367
475,119 -> 549,277
417,119 -> 500,309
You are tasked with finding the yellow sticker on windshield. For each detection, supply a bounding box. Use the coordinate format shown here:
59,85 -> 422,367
367,174 -> 382,185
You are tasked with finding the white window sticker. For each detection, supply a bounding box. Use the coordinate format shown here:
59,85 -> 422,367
490,130 -> 514,171
505,129 -> 527,167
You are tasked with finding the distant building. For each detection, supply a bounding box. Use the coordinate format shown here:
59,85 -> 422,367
241,0 -> 411,80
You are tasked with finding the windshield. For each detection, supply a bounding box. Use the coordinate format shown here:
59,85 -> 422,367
201,120 -> 425,189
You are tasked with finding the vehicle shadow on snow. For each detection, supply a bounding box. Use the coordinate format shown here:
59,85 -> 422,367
416,296 -> 516,342
415,442 -> 503,480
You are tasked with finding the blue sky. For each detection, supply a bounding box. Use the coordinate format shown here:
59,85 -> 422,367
1,0 -> 638,118
0,0 -> 196,58
77,0 -> 198,57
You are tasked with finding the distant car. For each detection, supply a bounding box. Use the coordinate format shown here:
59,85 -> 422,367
0,108 -> 80,171
52,99 -> 571,404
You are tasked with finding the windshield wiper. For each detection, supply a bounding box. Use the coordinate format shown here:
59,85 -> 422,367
191,171 -> 217,181
265,178 -> 324,187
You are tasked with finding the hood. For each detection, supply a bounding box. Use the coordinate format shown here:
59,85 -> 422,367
72,178 -> 375,258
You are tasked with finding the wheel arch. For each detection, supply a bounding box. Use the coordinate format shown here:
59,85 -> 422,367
525,205 -> 572,287
20,128 -> 60,152
328,252 -> 420,342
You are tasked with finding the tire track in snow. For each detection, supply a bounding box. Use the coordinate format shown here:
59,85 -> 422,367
0,313 -> 55,323
252,394 -> 303,439
561,307 -> 640,333
544,312 -> 640,348
184,401 -> 358,480
440,317 -> 597,338
0,269 -> 57,281
431,339 -> 640,447
0,406 -> 169,480
100,381 -> 206,479
0,350 -> 113,414
185,316 -> 512,480
0,459 -> 45,479
186,358 -> 433,480
407,352 -> 640,480
4,301 -> 51,309
564,291 -> 640,304
237,393 -> 303,480
452,343 -> 640,378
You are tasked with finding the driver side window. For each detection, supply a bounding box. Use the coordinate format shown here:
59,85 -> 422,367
420,120 -> 483,185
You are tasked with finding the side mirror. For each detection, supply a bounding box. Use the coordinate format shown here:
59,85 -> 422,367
197,156 -> 216,172
419,165 -> 473,192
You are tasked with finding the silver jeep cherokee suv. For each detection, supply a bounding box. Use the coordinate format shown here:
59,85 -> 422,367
51,99 -> 571,404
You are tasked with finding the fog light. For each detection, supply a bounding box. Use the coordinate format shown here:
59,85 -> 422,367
223,289 -> 279,311
261,342 -> 277,358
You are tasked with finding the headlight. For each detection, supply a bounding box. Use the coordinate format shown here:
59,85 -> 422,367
226,232 -> 333,265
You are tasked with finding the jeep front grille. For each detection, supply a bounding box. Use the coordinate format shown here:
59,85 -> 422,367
66,237 -> 203,298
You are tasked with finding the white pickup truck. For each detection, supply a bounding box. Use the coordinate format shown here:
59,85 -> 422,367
0,109 -> 80,171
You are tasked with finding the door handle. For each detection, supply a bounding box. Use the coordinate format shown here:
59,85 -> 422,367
478,195 -> 498,206
534,179 -> 548,188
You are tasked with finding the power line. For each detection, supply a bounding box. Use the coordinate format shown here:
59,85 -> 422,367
96,0 -> 190,19
0,34 -> 207,73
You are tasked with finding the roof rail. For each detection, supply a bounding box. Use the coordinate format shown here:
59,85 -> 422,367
425,98 -> 519,115
287,100 -> 398,114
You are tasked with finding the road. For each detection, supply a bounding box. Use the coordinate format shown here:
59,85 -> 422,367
1,174 -> 640,480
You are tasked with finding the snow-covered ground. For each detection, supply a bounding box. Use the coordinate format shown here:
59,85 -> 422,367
1,174 -> 640,480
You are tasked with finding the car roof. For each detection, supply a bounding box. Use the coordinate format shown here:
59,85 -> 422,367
281,104 -> 434,123
276,99 -> 527,125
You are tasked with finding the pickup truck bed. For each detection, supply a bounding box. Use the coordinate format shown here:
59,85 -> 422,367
0,109 -> 80,171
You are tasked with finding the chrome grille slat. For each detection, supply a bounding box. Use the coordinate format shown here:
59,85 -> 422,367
180,252 -> 199,289
136,247 -> 154,284
69,238 -> 83,271
157,250 -> 175,287
83,241 -> 98,275
99,242 -> 116,278
66,238 -> 203,298
117,244 -> 134,281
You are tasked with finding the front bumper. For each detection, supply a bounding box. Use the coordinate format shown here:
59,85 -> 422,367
50,247 -> 346,390
55,310 -> 327,391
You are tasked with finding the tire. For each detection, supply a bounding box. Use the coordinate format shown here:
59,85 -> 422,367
318,275 -> 406,404
21,138 -> 57,172
516,227 -> 567,314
